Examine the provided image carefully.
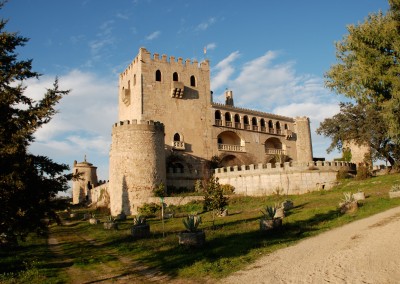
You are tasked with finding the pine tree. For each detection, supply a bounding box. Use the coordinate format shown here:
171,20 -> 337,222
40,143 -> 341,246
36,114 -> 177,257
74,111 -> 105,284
0,5 -> 71,245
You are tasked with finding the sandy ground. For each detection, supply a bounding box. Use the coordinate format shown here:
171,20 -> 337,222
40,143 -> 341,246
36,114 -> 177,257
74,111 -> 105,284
222,206 -> 400,284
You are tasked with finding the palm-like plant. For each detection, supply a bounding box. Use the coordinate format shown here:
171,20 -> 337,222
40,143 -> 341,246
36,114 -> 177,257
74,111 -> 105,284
183,215 -> 202,232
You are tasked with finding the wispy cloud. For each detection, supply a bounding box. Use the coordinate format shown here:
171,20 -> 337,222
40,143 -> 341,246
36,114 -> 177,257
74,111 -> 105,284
26,70 -> 117,179
211,51 -> 240,91
210,51 -> 343,159
196,17 -> 216,31
145,31 -> 161,41
205,42 -> 217,51
116,13 -> 129,20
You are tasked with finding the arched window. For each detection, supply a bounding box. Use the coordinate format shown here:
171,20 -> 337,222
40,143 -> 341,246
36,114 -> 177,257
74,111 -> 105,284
173,72 -> 178,81
276,121 -> 281,135
155,70 -> 161,82
243,116 -> 250,130
190,75 -> 196,87
260,119 -> 266,132
284,124 -> 288,130
133,74 -> 136,86
225,112 -> 232,127
268,120 -> 274,134
173,133 -> 181,142
218,137 -> 223,144
252,117 -> 258,131
215,110 -> 222,126
234,114 -> 241,128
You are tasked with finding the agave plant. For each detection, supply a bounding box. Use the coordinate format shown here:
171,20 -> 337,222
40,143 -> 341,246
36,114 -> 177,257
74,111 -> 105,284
390,184 -> 400,192
133,215 -> 146,226
183,215 -> 202,232
261,205 -> 277,220
107,215 -> 116,223
342,192 -> 355,204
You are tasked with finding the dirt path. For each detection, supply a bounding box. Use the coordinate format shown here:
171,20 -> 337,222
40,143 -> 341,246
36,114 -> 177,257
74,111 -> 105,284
222,206 -> 400,284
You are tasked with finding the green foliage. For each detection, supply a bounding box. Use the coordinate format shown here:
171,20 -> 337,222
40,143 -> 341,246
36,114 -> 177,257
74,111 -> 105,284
132,215 -> 147,226
342,148 -> 352,162
106,215 -> 116,223
0,8 -> 72,244
221,184 -> 235,195
153,182 -> 166,198
138,203 -> 161,218
317,103 -> 400,168
322,2 -> 400,167
356,165 -> 371,180
342,192 -> 355,204
194,179 -> 204,193
203,176 -> 228,213
182,215 -> 202,232
261,205 -> 277,220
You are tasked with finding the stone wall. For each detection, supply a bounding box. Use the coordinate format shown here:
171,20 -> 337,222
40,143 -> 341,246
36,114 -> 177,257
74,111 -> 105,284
109,120 -> 166,215
215,161 -> 355,196
90,182 -> 110,208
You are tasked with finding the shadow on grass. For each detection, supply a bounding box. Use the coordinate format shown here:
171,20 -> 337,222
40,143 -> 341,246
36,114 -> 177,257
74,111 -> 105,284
132,208 -> 341,278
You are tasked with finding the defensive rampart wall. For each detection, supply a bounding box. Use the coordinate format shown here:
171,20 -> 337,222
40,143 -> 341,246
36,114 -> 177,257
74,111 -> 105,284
215,161 -> 355,196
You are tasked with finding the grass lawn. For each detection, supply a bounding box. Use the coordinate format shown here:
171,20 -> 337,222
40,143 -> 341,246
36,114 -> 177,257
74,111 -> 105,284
1,173 -> 400,283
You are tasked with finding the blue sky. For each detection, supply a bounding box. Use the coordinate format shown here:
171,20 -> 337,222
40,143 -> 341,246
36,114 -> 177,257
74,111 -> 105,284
2,0 -> 390,189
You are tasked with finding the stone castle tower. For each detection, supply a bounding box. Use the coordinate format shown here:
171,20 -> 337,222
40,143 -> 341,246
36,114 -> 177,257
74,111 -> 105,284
109,120 -> 166,215
73,47 -> 315,214
72,157 -> 98,204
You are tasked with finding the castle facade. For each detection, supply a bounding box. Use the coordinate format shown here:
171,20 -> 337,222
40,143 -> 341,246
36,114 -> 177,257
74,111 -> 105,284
73,47 -> 317,215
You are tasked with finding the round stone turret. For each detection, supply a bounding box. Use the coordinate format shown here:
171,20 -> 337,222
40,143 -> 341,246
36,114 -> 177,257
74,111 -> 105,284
109,120 -> 166,215
72,157 -> 98,204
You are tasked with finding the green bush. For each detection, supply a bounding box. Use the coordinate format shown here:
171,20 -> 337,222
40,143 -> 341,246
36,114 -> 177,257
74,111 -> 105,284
355,165 -> 371,180
138,203 -> 161,218
220,184 -> 235,195
336,167 -> 350,180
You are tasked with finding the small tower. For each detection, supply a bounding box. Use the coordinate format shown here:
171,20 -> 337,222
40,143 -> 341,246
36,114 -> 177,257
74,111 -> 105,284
225,89 -> 234,106
72,156 -> 98,204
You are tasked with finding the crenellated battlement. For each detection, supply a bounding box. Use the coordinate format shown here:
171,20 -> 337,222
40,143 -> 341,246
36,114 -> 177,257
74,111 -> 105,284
215,161 -> 356,175
215,161 -> 356,196
120,47 -> 209,78
112,120 -> 164,131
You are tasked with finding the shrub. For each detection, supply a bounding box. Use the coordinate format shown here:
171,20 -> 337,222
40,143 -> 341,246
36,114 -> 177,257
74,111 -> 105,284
138,203 -> 161,218
336,167 -> 350,180
355,165 -> 371,180
221,184 -> 235,195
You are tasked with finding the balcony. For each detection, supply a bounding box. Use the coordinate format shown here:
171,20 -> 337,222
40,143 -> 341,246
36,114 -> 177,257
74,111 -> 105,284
172,141 -> 185,150
215,119 -> 222,126
218,143 -> 245,152
265,148 -> 285,155
225,121 -> 232,127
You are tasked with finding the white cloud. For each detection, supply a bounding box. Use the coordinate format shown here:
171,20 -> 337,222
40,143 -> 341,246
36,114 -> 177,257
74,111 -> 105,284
26,70 -> 117,179
205,42 -> 217,52
196,17 -> 216,31
211,51 -> 240,91
210,51 -> 343,159
145,31 -> 161,41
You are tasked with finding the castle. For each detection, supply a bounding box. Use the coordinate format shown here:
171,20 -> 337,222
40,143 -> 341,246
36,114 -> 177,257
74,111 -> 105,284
72,47 -> 354,215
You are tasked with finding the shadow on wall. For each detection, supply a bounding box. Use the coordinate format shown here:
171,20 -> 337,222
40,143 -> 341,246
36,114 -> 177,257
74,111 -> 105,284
122,175 -> 131,215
